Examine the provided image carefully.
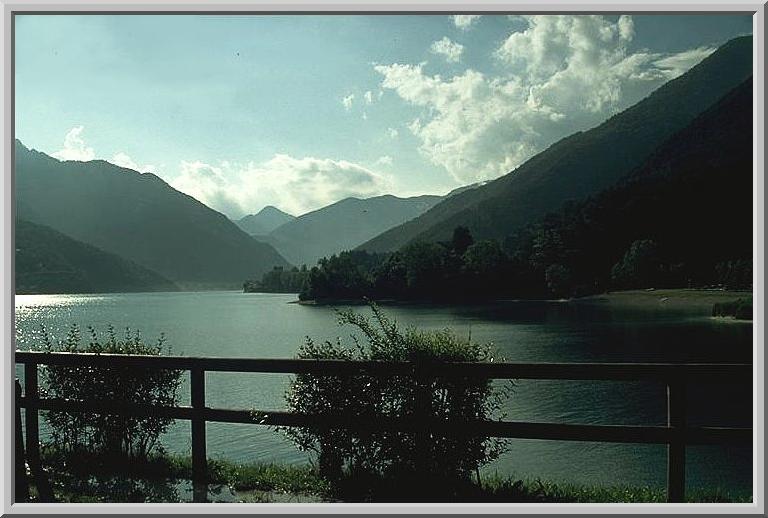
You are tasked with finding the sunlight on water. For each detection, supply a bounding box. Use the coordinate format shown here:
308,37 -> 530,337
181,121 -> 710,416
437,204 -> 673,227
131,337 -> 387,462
16,293 -> 112,308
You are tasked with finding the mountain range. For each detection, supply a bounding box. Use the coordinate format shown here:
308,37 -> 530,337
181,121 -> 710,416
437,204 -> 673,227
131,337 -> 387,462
15,143 -> 289,290
359,36 -> 753,254
13,35 -> 753,295
250,194 -> 442,267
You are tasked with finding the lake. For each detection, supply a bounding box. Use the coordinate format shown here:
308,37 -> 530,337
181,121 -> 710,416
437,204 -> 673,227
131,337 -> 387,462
14,291 -> 753,495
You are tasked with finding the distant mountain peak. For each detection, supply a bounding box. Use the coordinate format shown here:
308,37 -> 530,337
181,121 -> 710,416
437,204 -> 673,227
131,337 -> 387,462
257,205 -> 293,217
236,206 -> 296,236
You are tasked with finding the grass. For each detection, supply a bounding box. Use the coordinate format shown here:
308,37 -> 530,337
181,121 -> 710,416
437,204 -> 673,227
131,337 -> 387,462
576,288 -> 753,313
31,447 -> 750,504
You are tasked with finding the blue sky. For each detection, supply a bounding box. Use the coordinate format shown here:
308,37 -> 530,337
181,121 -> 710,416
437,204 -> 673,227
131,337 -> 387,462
15,14 -> 752,218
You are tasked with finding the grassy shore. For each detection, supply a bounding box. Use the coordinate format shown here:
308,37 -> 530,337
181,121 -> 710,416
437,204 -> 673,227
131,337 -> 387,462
574,288 -> 753,315
33,449 -> 750,504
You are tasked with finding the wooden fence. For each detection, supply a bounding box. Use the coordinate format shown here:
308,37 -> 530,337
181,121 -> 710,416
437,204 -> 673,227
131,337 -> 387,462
14,350 -> 752,503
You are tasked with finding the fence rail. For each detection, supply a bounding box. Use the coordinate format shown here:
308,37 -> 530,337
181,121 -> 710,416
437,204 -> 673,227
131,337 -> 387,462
13,350 -> 752,504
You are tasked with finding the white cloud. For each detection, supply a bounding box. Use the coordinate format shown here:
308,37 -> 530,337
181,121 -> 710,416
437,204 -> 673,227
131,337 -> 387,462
377,15 -> 715,184
170,154 -> 391,218
387,127 -> 399,139
618,14 -> 634,41
430,37 -> 464,63
110,152 -> 158,174
52,126 -> 95,162
452,15 -> 481,30
110,152 -> 139,170
376,155 -> 393,166
652,46 -> 716,79
342,93 -> 355,111
364,90 -> 374,104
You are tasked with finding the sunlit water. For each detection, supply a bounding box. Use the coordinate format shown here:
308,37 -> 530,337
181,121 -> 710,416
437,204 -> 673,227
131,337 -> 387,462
14,291 -> 753,495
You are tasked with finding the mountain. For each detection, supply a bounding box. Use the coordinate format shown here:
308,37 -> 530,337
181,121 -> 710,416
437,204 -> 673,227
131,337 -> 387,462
301,78 -> 753,302
16,219 -> 178,294
503,76 -> 753,295
15,143 -> 290,288
359,36 -> 753,253
235,206 -> 295,236
254,194 -> 442,267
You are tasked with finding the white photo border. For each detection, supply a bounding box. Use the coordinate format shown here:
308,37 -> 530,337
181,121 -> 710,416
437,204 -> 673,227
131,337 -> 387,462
1,1 -> 764,515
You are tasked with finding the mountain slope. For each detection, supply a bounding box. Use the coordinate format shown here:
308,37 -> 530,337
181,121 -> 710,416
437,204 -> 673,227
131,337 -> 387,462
360,35 -> 753,253
256,194 -> 442,266
505,76 -> 753,294
236,206 -> 295,236
15,143 -> 290,288
16,219 -> 178,294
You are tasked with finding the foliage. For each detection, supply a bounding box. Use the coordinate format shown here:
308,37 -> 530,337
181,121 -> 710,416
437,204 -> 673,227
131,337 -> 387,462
244,265 -> 309,293
282,304 -> 509,494
712,298 -> 753,320
610,240 -> 665,289
451,226 -> 474,255
715,260 -> 753,290
39,324 -> 182,459
300,251 -> 385,301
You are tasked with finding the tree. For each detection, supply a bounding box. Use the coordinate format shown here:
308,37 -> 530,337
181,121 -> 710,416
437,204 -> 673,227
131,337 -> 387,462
545,264 -> 573,298
40,325 -> 182,458
450,226 -> 474,255
611,239 -> 664,289
400,241 -> 449,296
282,304 -> 508,498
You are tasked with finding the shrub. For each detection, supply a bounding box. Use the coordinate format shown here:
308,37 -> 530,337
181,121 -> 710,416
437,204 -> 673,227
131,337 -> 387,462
282,304 -> 509,496
39,324 -> 182,458
712,298 -> 753,320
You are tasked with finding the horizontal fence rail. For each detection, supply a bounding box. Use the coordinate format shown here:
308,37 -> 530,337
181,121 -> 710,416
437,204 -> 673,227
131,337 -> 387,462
14,350 -> 752,504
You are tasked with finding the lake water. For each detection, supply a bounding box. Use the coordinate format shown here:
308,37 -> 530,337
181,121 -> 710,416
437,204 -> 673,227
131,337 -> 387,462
14,291 -> 754,495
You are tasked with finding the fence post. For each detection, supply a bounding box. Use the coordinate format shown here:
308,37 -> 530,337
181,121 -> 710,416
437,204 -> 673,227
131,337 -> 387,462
190,368 -> 207,503
414,361 -> 431,486
666,379 -> 687,503
15,379 -> 30,503
23,364 -> 40,472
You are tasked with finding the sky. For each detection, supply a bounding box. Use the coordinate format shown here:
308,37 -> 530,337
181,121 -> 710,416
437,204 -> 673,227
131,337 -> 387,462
14,14 -> 752,219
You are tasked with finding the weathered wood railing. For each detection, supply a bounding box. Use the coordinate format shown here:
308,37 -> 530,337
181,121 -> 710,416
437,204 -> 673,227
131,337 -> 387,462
14,351 -> 752,503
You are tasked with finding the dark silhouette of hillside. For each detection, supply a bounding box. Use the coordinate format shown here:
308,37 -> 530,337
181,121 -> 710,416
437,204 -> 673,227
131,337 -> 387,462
360,36 -> 753,254
16,219 -> 177,294
15,142 -> 289,289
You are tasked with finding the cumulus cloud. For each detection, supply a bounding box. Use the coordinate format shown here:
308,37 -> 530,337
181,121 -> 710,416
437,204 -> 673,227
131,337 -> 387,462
387,127 -> 399,139
170,154 -> 390,218
342,93 -> 355,111
364,90 -> 374,104
376,155 -> 393,166
430,37 -> 464,63
452,15 -> 481,30
52,126 -> 95,161
376,15 -> 716,184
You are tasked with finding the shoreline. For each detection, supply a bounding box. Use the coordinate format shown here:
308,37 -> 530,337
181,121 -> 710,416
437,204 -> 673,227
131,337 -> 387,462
294,288 -> 753,313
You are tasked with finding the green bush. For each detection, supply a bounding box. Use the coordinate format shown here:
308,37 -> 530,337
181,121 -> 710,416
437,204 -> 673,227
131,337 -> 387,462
40,325 -> 182,458
712,298 -> 753,320
282,304 -> 509,496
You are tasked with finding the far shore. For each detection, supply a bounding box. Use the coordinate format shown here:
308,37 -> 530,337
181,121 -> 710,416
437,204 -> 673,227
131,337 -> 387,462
294,288 -> 753,317
575,288 -> 753,312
